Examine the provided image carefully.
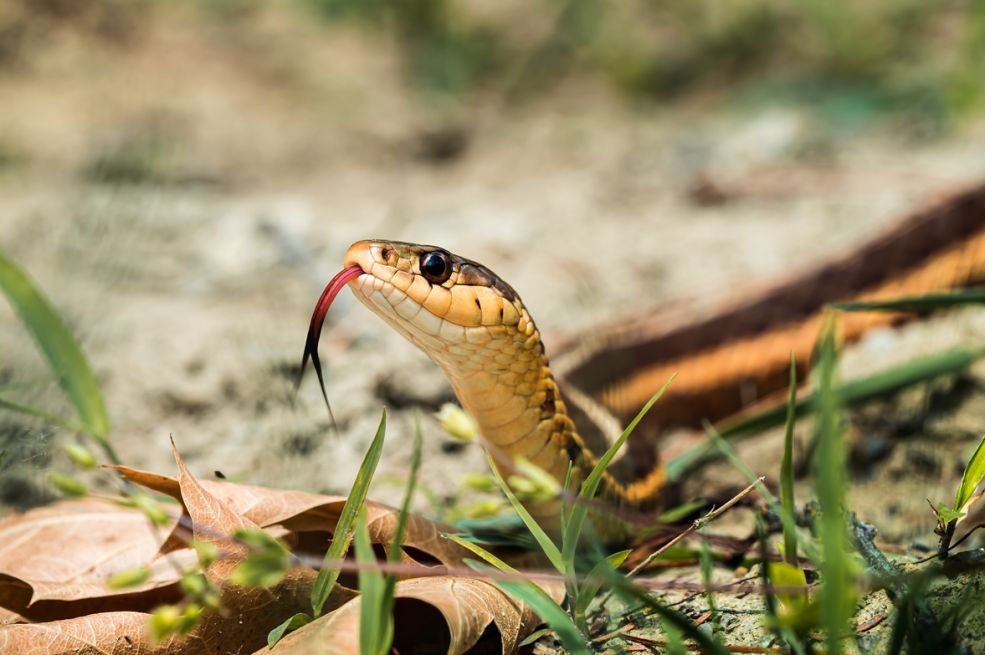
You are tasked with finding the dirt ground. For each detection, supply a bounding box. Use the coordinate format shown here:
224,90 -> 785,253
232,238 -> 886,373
3,5 -> 985,649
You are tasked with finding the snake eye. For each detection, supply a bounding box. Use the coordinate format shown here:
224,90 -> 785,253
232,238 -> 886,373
420,250 -> 452,284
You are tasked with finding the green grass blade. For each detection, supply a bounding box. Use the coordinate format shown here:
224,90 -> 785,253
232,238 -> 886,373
562,375 -> 676,567
705,421 -> 777,504
369,412 -> 424,653
519,628 -> 553,647
465,560 -> 590,655
0,250 -> 110,444
814,317 -> 852,655
660,619 -> 689,655
311,407 -> 387,616
954,433 -> 985,513
699,527 -> 717,632
559,459 -> 573,537
667,345 -> 985,480
833,288 -> 985,312
756,517 -> 809,655
267,613 -> 311,648
355,508 -> 388,655
494,578 -> 590,655
574,549 -> 630,616
483,452 -> 565,573
0,395 -> 88,433
600,566 -> 730,655
444,533 -> 519,574
388,414 -> 422,565
781,352 -> 799,564
579,374 -> 676,502
703,421 -> 819,564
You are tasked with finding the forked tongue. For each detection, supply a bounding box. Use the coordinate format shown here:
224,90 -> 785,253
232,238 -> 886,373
298,265 -> 363,428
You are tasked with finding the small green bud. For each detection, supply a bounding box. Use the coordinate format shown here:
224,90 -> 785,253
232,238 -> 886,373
436,403 -> 478,442
513,456 -> 561,499
178,603 -> 203,635
64,443 -> 97,469
460,472 -> 498,493
180,571 -> 207,597
233,528 -> 283,551
507,475 -> 537,497
460,498 -> 506,519
149,605 -> 181,641
128,493 -> 172,527
192,540 -> 219,568
107,566 -> 151,589
229,550 -> 290,588
48,472 -> 87,497
200,589 -> 221,610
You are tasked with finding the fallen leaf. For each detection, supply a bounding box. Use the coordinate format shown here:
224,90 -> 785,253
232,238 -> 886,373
114,464 -> 471,567
162,444 -> 347,654
0,448 -> 355,655
0,498 -> 187,619
170,444 -> 253,578
256,575 -> 563,655
0,611 -> 173,655
2,450 -> 525,654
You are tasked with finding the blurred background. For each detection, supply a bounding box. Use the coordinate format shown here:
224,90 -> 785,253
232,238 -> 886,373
2,0 -> 985,518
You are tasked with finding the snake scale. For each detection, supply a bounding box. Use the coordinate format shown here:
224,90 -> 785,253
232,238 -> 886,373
304,184 -> 985,540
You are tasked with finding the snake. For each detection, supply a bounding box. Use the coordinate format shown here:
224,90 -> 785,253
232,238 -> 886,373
302,183 -> 985,541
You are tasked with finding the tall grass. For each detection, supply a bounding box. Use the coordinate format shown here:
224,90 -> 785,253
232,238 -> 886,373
355,413 -> 423,655
813,316 -> 853,655
0,249 -> 115,462
268,408 -> 389,645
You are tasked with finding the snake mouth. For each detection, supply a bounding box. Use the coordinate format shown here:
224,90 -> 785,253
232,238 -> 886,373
298,264 -> 364,422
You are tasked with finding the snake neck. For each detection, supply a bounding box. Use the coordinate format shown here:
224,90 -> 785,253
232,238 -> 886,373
430,308 -> 663,511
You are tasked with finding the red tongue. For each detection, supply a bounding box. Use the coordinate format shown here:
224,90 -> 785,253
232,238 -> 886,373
299,265 -> 363,425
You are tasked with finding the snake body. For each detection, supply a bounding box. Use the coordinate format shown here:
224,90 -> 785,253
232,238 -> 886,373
310,184 -> 985,539
557,185 -> 985,439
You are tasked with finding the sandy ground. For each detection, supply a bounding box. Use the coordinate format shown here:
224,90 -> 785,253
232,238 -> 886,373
2,5 -> 985,552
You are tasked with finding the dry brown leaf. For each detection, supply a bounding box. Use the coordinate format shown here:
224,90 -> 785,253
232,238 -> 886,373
256,575 -> 562,655
0,498 -> 187,619
111,464 -> 335,529
170,444 -> 253,578
0,447 -> 354,655
160,444 -> 344,654
3,449 -> 517,654
0,611 -> 174,655
0,574 -> 347,655
114,464 -> 471,567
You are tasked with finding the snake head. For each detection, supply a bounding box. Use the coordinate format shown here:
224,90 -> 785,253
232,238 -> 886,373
340,240 -> 527,348
300,240 -> 534,419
